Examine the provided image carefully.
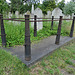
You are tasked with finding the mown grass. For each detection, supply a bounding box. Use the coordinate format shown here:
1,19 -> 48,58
0,20 -> 72,46
0,42 -> 75,75
0,49 -> 29,75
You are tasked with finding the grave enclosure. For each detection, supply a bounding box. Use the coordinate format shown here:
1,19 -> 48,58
0,13 -> 75,66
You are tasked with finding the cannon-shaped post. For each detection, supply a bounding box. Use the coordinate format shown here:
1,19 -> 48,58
51,16 -> 54,30
55,16 -> 63,45
70,17 -> 75,37
0,14 -> 6,47
34,15 -> 37,37
25,15 -> 31,61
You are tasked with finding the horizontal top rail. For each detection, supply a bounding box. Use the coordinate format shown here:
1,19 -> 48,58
62,19 -> 73,20
2,18 -> 73,22
30,18 -> 52,19
2,17 -> 59,20
3,18 -> 25,22
3,18 -> 24,20
2,18 -> 59,22
29,20 -> 59,22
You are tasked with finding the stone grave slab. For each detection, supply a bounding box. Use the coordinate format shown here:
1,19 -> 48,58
1,36 -> 75,67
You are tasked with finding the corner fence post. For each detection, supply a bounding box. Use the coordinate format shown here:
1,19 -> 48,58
51,16 -> 54,30
0,14 -> 6,47
70,17 -> 75,37
55,16 -> 63,45
25,15 -> 31,61
34,15 -> 37,37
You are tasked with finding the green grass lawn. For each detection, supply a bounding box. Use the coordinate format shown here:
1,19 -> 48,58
0,42 -> 75,75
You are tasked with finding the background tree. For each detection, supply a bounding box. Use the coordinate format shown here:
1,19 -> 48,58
20,4 -> 32,14
71,0 -> 75,2
24,0 -> 40,4
39,0 -> 56,15
63,1 -> 75,15
57,0 -> 65,12
0,0 -> 9,14
10,0 -> 40,14
10,0 -> 23,13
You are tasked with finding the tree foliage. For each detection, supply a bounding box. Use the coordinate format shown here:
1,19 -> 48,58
20,4 -> 32,14
72,0 -> 75,2
63,2 -> 75,15
10,0 -> 40,14
57,0 -> 65,12
25,0 -> 40,4
0,0 -> 9,14
10,0 -> 23,13
39,0 -> 56,15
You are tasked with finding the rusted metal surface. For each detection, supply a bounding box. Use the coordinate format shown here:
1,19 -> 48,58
51,16 -> 54,30
3,18 -> 73,22
70,17 -> 75,37
55,16 -> 63,45
3,18 -> 25,22
3,18 -> 59,22
34,15 -> 37,37
0,14 -> 6,47
29,20 -> 59,22
62,19 -> 73,20
25,15 -> 31,61
3,17 -> 59,20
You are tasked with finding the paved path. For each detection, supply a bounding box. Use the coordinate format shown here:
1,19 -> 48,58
0,36 -> 75,67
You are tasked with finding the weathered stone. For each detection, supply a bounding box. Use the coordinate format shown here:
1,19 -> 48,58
63,15 -> 70,19
72,13 -> 75,19
33,8 -> 43,31
31,4 -> 34,14
52,7 -> 63,18
2,36 -> 75,67
19,14 -> 23,18
25,11 -> 30,15
8,12 -> 12,18
15,11 -> 20,24
8,12 -> 12,22
15,11 -> 19,18
44,11 -> 51,18
30,14 -> 34,28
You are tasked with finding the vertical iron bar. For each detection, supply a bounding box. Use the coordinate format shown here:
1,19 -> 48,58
55,16 -> 63,45
70,17 -> 75,37
25,15 -> 31,61
34,15 -> 37,37
51,16 -> 54,30
0,14 -> 6,47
